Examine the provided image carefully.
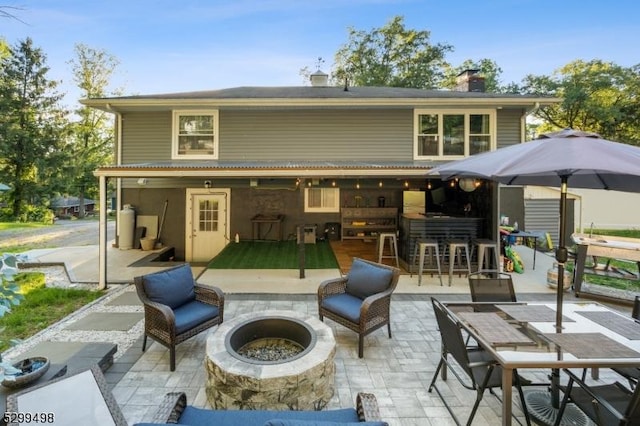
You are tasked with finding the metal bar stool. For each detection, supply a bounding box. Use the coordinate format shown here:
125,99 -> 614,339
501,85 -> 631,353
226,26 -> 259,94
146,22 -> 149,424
377,232 -> 399,268
411,238 -> 443,286
472,239 -> 500,272
442,238 -> 471,286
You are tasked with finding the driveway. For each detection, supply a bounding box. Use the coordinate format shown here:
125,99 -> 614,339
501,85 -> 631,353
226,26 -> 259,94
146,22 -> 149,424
0,219 -> 116,250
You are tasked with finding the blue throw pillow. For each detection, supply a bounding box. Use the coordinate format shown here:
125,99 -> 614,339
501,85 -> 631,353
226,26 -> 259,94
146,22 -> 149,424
345,259 -> 393,300
141,264 -> 196,309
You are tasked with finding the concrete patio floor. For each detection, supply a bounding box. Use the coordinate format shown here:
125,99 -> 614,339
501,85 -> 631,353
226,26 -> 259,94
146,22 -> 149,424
13,243 -> 628,425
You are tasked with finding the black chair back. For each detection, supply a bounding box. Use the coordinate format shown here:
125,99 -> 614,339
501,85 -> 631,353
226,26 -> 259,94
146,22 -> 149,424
468,271 -> 516,303
431,298 -> 473,379
632,295 -> 640,321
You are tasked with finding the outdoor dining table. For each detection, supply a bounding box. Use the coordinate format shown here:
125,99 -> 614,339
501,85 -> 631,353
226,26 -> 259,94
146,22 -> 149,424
442,300 -> 640,426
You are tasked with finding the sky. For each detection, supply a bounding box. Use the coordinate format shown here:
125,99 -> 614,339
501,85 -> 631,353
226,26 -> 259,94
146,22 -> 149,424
2,0 -> 640,106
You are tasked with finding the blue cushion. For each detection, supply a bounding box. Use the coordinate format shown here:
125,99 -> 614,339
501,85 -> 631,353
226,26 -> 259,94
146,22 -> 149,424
142,264 -> 196,309
345,259 -> 393,300
264,420 -> 388,426
174,300 -> 220,334
178,406 -> 359,425
321,293 -> 362,323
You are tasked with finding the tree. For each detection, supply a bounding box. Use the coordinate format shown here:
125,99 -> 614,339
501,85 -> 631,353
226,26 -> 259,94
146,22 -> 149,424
441,58 -> 504,93
332,16 -> 453,89
66,44 -> 119,217
0,38 -> 69,219
519,60 -> 640,144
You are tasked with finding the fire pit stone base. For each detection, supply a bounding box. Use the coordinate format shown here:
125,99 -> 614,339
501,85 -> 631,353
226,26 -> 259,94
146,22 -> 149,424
205,310 -> 336,410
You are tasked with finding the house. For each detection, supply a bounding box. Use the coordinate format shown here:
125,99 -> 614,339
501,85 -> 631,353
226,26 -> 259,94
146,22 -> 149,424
51,196 -> 96,218
82,70 -> 559,288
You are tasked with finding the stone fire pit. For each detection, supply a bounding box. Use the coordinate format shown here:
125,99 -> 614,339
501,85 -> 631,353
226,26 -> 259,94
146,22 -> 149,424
206,310 -> 336,410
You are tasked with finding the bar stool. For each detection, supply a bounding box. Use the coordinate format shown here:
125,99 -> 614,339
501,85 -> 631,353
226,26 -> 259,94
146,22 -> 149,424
472,239 -> 500,272
377,232 -> 399,268
411,238 -> 443,286
442,239 -> 471,286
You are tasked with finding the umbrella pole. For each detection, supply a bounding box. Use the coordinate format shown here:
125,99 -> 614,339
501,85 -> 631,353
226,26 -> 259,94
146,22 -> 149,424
553,176 -> 569,408
526,176 -> 590,426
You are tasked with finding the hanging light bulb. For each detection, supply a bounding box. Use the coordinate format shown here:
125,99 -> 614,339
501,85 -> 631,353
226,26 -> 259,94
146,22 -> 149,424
332,180 -> 336,187
404,181 -> 409,188
378,181 -> 383,188
356,180 -> 360,189
307,181 -> 312,187
427,180 -> 432,189
450,180 -> 456,188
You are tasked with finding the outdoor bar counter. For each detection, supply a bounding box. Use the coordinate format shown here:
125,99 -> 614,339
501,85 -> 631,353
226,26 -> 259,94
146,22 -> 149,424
399,213 -> 484,272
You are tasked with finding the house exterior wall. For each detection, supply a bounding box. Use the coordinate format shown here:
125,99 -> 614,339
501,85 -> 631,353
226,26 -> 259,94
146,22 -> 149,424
116,106 -> 527,260
119,108 -> 525,166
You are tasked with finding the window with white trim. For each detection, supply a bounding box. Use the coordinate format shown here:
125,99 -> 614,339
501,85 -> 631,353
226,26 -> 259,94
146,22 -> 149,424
304,188 -> 340,213
172,110 -> 219,159
414,109 -> 495,159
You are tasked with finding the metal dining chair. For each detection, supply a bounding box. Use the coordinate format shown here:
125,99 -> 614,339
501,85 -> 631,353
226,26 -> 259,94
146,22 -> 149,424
468,270 -> 517,303
612,295 -> 640,388
428,298 -> 531,426
555,368 -> 640,426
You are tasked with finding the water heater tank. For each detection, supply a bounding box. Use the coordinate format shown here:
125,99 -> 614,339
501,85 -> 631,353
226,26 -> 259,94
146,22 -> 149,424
119,205 -> 135,249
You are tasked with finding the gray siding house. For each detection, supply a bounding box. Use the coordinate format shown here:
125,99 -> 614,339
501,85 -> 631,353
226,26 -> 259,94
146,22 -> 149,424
82,71 -> 559,288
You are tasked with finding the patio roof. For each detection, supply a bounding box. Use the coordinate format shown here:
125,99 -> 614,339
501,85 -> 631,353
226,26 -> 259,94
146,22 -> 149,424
93,160 -> 439,178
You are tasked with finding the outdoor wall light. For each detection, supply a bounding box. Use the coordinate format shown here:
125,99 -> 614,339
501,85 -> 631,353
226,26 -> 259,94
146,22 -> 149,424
427,180 -> 432,189
331,180 -> 336,187
459,178 -> 478,192
378,181 -> 383,188
137,178 -> 148,186
204,180 -> 211,189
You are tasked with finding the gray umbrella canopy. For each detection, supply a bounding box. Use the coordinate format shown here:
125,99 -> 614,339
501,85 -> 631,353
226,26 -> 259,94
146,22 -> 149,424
429,129 -> 640,421
429,130 -> 640,192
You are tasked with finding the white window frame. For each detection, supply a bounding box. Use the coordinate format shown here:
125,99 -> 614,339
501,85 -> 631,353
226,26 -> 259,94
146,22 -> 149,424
172,110 -> 219,160
413,109 -> 496,160
304,187 -> 340,213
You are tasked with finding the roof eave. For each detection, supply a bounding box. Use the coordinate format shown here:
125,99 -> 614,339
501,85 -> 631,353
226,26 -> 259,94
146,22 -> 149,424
81,97 -> 561,113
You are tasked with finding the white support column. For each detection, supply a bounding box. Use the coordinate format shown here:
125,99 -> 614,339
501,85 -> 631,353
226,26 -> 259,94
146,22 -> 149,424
99,175 -> 108,290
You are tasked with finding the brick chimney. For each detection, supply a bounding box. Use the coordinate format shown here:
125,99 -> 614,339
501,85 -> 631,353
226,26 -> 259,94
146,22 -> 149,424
455,69 -> 485,92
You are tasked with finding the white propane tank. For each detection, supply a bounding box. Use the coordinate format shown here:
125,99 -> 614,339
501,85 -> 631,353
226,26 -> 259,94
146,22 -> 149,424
119,205 -> 135,249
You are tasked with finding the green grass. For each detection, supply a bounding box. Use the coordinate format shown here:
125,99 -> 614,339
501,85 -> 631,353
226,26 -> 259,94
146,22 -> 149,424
0,222 -> 51,231
208,240 -> 339,269
0,272 -> 104,352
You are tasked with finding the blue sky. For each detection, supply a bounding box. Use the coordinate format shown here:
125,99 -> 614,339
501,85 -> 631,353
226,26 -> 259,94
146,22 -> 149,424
2,0 -> 640,105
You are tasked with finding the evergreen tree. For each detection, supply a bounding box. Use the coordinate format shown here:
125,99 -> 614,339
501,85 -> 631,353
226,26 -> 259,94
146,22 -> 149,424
0,38 -> 69,219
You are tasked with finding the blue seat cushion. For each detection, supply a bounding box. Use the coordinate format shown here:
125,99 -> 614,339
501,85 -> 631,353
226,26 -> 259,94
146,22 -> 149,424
345,259 -> 393,300
177,406 -> 360,425
264,420 -> 388,426
174,300 -> 220,334
142,264 -> 196,309
321,293 -> 362,324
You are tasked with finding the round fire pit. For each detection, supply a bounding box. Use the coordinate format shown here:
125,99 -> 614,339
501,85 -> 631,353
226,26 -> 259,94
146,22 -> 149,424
206,310 -> 336,410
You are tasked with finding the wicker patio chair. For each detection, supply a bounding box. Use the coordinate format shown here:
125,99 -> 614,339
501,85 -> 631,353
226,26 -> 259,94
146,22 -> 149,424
318,257 -> 400,358
555,368 -> 640,426
429,298 -> 531,426
134,263 -> 224,371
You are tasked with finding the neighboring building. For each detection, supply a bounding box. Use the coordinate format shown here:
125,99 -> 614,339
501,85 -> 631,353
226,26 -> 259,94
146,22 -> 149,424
51,196 -> 97,217
82,70 -> 559,287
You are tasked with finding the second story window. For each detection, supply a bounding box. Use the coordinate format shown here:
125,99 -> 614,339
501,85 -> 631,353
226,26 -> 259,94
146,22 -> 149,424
172,110 -> 219,159
414,109 -> 495,159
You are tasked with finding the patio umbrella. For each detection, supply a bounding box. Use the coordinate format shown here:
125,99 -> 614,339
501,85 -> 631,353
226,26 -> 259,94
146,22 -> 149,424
428,128 -> 640,425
